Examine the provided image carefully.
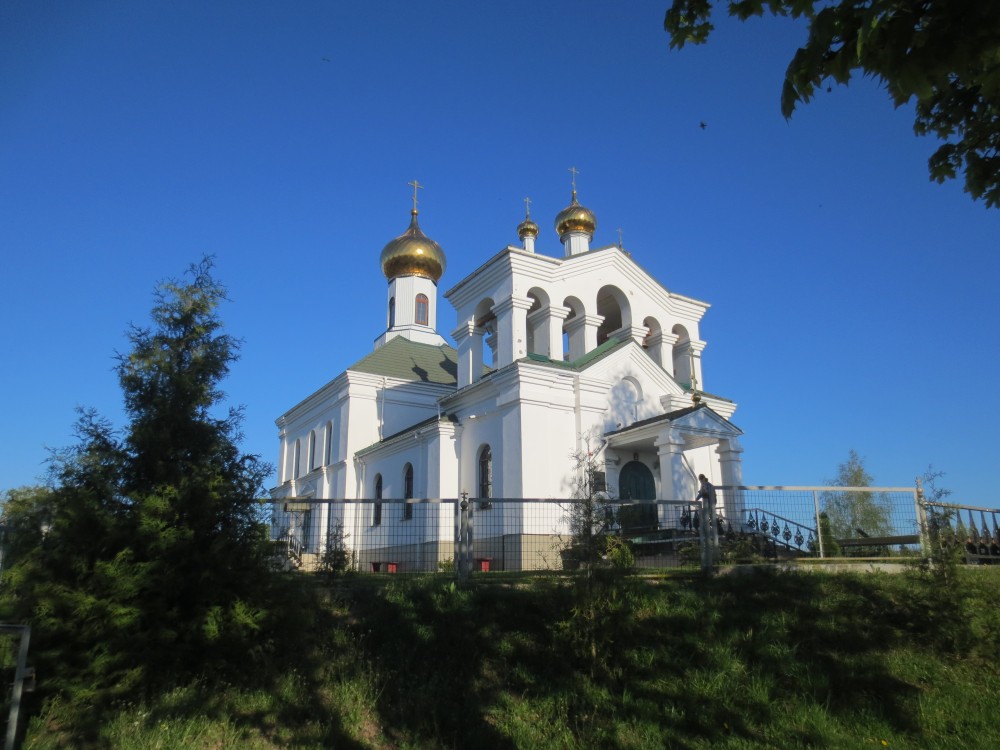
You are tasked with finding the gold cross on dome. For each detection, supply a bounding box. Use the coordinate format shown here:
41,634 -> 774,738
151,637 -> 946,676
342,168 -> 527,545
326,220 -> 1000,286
568,166 -> 579,191
408,179 -> 423,211
523,196 -> 532,217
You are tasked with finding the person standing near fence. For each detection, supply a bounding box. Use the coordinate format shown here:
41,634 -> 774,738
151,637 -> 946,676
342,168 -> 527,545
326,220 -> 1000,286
696,474 -> 719,568
696,474 -> 717,508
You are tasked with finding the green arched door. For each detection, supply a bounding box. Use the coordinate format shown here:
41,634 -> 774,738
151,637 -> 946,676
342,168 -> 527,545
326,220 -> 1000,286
618,460 -> 657,531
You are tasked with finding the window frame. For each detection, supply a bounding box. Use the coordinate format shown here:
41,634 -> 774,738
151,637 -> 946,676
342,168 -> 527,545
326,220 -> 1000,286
373,474 -> 383,526
402,463 -> 414,520
478,445 -> 493,509
415,294 -> 429,326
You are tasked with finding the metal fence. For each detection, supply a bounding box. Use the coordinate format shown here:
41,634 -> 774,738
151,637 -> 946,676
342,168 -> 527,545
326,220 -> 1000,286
271,485 -> 937,575
924,501 -> 1000,565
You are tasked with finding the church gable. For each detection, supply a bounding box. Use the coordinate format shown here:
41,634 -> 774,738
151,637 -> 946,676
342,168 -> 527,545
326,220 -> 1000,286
577,340 -> 686,432
605,403 -> 742,442
666,403 -> 743,439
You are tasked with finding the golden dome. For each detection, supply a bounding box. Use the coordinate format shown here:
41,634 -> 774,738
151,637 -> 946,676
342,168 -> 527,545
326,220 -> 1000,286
554,190 -> 597,237
380,209 -> 446,282
517,215 -> 539,239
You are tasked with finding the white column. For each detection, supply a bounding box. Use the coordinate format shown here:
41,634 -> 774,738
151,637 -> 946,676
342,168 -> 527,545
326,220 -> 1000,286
717,437 -> 745,522
564,315 -> 587,361
453,321 -> 486,388
526,307 -> 547,357
527,304 -> 570,359
655,426 -> 690,531
688,339 -> 707,391
547,305 -> 570,360
564,313 -> 603,360
649,331 -> 678,373
491,295 -> 533,368
581,314 -> 603,355
654,427 -> 688,503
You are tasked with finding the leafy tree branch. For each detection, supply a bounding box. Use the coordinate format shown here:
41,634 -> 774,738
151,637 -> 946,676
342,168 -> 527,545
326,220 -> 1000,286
664,1 -> 1000,207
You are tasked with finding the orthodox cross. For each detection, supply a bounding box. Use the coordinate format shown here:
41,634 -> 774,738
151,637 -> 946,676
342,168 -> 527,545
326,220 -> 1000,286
689,348 -> 702,404
523,196 -> 532,217
408,179 -> 423,211
568,166 -> 579,192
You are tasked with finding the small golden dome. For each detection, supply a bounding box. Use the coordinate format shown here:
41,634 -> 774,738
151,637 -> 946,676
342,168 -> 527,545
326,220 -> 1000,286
380,209 -> 446,282
517,215 -> 539,239
554,190 -> 597,237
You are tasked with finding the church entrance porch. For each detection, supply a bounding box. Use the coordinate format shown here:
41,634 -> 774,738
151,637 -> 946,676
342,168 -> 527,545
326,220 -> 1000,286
604,403 -> 745,535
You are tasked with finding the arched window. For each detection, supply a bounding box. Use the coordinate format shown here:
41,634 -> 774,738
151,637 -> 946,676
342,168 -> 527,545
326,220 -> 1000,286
403,463 -> 414,520
478,446 -> 493,509
293,439 -> 301,479
324,421 -> 333,466
308,431 -> 316,471
388,297 -> 396,329
415,294 -> 429,326
373,474 -> 383,526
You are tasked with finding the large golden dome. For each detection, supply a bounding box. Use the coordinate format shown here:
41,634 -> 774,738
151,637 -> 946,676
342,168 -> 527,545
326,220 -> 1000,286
554,190 -> 597,237
380,209 -> 446,282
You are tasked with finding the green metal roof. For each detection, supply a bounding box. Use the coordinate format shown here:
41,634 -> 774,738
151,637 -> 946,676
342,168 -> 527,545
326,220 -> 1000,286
348,337 -> 459,385
524,336 -> 629,371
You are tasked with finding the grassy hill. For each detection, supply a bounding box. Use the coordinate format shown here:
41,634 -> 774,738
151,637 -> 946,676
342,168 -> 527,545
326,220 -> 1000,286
21,566 -> 1000,749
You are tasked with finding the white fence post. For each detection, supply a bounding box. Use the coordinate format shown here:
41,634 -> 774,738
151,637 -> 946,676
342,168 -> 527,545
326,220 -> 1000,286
813,491 -> 825,559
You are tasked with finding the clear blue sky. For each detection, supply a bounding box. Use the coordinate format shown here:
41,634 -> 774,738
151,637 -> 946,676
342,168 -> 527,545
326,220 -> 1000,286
2,1 -> 997,503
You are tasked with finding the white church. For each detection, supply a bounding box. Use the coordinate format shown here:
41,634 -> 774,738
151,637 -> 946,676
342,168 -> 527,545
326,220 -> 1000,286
270,180 -> 746,571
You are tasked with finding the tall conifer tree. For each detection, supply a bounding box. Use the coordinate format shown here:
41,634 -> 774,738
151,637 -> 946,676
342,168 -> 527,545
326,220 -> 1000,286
1,259 -> 273,706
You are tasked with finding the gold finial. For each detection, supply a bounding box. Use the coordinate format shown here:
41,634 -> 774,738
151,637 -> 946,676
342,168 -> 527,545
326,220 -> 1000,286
518,196 -> 540,239
568,166 -> 579,195
408,179 -> 423,212
617,227 -> 623,248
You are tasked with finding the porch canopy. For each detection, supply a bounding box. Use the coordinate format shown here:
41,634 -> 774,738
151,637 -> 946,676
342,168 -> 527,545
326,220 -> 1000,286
604,403 -> 744,513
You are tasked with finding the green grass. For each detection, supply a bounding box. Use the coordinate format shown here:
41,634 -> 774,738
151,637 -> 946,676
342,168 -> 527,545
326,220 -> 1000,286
20,566 -> 1000,749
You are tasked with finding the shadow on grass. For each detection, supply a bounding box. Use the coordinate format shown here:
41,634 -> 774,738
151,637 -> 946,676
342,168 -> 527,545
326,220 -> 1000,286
32,566 -> 990,748
332,568 -> 970,748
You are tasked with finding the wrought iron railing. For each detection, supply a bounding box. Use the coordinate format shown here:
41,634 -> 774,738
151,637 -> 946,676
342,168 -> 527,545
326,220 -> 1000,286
267,487 -> 993,575
925,502 -> 1000,564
